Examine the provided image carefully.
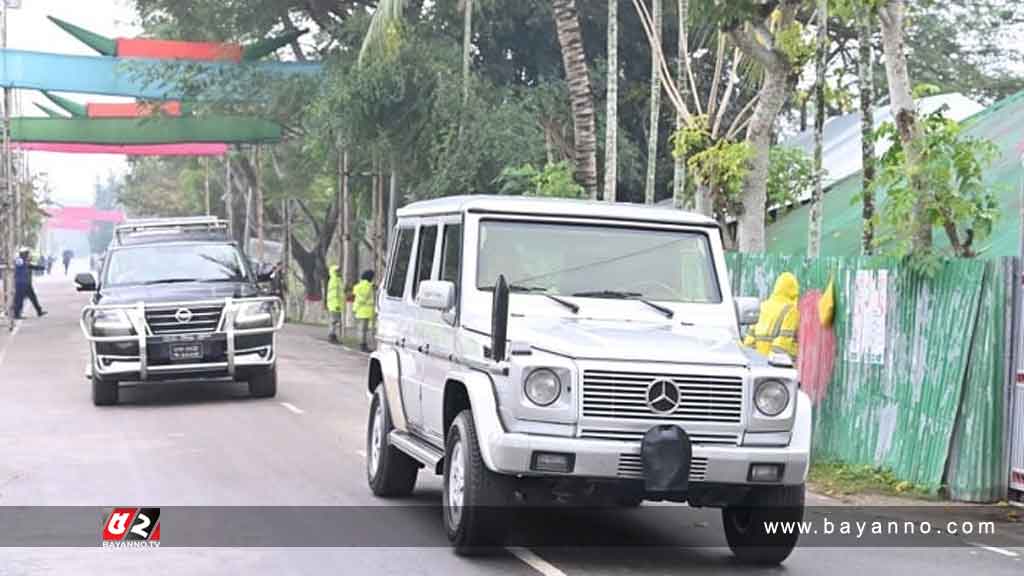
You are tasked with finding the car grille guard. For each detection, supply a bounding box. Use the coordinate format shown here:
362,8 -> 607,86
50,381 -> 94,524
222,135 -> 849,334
80,296 -> 285,380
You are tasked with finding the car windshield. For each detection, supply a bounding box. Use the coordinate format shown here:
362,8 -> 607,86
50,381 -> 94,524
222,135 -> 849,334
104,244 -> 248,286
476,220 -> 722,304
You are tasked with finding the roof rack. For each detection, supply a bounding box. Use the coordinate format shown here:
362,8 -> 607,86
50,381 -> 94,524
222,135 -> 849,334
114,217 -> 231,245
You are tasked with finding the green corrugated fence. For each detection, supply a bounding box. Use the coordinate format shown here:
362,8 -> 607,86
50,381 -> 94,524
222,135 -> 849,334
726,254 -> 1013,501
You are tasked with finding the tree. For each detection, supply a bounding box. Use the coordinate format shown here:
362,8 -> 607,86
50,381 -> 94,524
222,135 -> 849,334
878,0 -> 929,252
855,1 -> 876,254
604,0 -> 619,202
807,0 -> 827,258
671,0 -> 688,209
644,0 -> 663,205
552,0 -> 600,199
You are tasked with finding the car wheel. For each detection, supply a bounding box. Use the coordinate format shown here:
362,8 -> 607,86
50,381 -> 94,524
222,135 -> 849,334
366,385 -> 419,497
722,484 -> 804,565
443,410 -> 510,555
249,366 -> 278,398
91,375 -> 118,406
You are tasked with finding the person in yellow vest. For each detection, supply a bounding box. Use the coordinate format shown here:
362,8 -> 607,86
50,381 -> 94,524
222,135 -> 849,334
327,265 -> 344,343
353,270 -> 377,352
743,272 -> 800,359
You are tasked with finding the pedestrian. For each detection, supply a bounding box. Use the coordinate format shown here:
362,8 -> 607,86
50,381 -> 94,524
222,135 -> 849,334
46,255 -> 55,275
13,248 -> 47,320
62,249 -> 73,276
353,270 -> 377,352
327,264 -> 343,344
742,272 -> 799,359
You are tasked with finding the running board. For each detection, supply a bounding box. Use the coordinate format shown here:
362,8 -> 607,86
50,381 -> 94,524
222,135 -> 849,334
389,430 -> 444,474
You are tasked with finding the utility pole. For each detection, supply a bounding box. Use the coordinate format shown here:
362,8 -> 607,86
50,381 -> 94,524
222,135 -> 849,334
1,0 -> 14,323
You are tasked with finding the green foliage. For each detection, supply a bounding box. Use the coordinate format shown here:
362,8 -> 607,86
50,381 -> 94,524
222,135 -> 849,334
687,140 -> 753,207
496,162 -> 585,199
767,147 -> 817,213
775,21 -> 814,68
874,107 -> 1001,263
809,461 -> 935,499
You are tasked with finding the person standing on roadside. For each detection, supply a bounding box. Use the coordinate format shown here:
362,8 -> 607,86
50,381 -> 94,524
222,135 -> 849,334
62,249 -> 74,275
327,264 -> 343,343
352,270 -> 377,352
13,248 -> 47,320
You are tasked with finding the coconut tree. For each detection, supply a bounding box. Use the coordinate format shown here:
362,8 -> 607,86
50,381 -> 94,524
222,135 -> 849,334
807,0 -> 827,257
644,0 -> 663,205
553,0 -> 600,199
605,0 -> 619,202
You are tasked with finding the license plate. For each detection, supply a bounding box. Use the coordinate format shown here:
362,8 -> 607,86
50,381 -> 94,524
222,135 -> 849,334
169,343 -> 203,361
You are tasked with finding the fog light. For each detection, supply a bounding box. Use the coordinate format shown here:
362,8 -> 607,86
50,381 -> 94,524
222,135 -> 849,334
531,452 -> 575,473
748,463 -> 784,483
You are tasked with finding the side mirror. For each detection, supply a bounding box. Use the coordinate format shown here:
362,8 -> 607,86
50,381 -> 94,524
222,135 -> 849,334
255,262 -> 276,283
75,272 -> 97,292
416,280 -> 456,311
735,297 -> 760,326
491,274 -> 509,361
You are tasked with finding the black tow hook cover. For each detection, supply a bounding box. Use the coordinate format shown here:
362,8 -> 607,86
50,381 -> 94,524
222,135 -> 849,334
642,425 -> 692,494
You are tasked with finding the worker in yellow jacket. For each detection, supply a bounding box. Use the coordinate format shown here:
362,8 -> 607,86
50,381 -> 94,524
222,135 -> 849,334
743,272 -> 800,359
353,270 -> 377,352
327,265 -> 344,343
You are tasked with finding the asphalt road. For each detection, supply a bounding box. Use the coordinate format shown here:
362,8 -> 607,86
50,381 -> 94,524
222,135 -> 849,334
0,273 -> 1020,575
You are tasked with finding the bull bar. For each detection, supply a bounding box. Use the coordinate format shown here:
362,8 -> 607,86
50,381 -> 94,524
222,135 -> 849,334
79,296 -> 285,381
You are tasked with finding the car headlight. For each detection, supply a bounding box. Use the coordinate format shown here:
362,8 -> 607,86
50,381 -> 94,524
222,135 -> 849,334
91,310 -> 134,336
234,301 -> 275,329
524,368 -> 562,407
754,379 -> 790,417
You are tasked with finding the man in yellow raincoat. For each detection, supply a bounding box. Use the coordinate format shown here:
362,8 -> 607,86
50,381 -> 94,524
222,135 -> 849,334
327,265 -> 344,343
352,270 -> 377,352
743,272 -> 800,359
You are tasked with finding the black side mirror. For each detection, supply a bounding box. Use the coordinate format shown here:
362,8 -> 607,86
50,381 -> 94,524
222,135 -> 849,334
75,272 -> 97,292
491,274 -> 509,361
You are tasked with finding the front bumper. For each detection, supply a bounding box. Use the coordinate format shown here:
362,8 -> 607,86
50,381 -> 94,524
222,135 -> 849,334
81,297 -> 283,381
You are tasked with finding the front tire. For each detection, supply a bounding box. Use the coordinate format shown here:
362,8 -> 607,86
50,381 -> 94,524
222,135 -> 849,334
366,386 -> 419,497
722,484 -> 804,565
248,366 -> 278,398
91,375 -> 118,406
443,410 -> 510,555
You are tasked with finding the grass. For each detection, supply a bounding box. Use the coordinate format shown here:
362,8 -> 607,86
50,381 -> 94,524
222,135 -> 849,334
808,461 -> 937,500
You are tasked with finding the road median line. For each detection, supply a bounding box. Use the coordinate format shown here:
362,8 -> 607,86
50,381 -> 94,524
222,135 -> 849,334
507,546 -> 568,576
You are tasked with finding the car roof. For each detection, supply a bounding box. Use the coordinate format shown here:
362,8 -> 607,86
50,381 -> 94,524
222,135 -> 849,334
395,195 -> 718,227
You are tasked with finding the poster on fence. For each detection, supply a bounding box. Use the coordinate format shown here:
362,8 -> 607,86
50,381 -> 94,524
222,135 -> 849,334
848,270 -> 888,364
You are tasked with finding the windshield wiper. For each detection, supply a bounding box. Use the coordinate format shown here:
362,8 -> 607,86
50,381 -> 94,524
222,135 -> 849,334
572,290 -> 675,319
510,284 -> 580,314
142,278 -> 199,286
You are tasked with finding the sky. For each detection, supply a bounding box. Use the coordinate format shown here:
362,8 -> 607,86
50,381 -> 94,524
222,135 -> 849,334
6,0 -> 141,207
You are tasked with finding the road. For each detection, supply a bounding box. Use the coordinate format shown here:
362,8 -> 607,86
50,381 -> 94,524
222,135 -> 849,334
0,275 -> 1020,575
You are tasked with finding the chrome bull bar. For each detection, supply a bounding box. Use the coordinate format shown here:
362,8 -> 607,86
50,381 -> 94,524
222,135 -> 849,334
79,297 -> 285,380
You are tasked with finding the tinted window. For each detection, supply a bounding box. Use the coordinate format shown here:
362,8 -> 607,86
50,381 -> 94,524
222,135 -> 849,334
413,225 -> 439,297
441,224 -> 462,287
104,244 -> 247,287
387,228 -> 415,298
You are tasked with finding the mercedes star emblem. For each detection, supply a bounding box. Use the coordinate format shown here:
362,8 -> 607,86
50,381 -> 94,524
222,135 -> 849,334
174,308 -> 194,324
646,379 -> 680,414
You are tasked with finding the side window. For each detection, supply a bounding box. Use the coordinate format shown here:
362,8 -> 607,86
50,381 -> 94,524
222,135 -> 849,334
386,227 -> 415,298
441,223 -> 462,289
412,225 -> 438,298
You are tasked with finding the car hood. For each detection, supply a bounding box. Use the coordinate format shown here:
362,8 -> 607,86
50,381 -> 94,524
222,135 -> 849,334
508,316 -> 751,367
96,282 -> 258,306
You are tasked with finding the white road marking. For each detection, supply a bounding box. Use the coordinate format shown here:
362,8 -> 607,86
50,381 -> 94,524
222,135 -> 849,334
355,450 -> 366,458
506,547 -> 568,576
279,402 -> 305,415
969,543 -> 1019,558
0,321 -> 20,368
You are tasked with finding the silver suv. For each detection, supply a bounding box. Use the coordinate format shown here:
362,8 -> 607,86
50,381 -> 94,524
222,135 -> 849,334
365,196 -> 810,563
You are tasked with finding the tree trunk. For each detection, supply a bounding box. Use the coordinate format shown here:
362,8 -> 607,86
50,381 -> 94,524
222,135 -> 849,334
553,0 -> 599,199
604,0 -> 618,203
389,162 -> 398,247
857,3 -> 876,255
255,146 -> 265,261
204,157 -> 211,216
224,154 -> 235,240
672,0 -> 688,210
644,0 -> 663,205
807,0 -> 827,258
462,0 -> 473,105
878,0 -> 930,251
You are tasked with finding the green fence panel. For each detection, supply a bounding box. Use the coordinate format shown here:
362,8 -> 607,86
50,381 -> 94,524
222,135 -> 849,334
726,255 -> 993,493
947,259 -> 1011,501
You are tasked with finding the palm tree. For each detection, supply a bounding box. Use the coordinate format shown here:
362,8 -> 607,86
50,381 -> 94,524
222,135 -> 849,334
807,0 -> 827,257
857,1 -> 876,254
553,0 -> 600,199
672,0 -> 688,209
605,0 -> 619,202
644,0 -> 663,205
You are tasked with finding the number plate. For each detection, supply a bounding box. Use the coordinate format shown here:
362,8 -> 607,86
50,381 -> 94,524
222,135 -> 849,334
169,343 -> 203,361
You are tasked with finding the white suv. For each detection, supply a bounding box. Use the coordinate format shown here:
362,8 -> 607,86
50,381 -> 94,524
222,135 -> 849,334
365,195 -> 811,563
